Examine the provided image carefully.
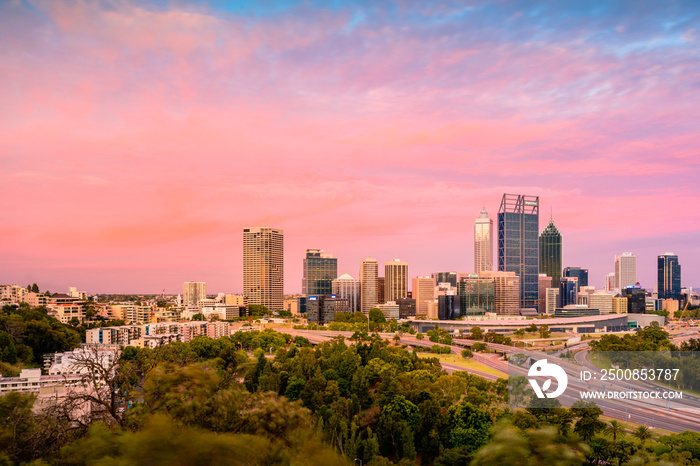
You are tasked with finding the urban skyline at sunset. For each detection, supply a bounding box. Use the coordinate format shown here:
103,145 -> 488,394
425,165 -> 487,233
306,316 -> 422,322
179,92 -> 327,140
1,0 -> 699,294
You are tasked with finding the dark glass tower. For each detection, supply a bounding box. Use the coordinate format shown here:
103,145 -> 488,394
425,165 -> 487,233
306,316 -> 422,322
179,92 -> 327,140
539,220 -> 562,289
302,249 -> 338,297
563,267 -> 588,290
658,253 -> 681,301
498,194 -> 539,310
558,277 -> 578,307
432,272 -> 458,288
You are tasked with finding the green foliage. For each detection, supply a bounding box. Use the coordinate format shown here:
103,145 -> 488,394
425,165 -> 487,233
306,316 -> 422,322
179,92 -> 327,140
369,308 -> 386,323
470,326 -> 484,340
461,348 -> 473,359
248,304 -> 270,317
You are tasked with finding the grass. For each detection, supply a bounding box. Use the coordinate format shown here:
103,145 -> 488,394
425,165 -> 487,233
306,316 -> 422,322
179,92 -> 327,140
418,353 -> 507,378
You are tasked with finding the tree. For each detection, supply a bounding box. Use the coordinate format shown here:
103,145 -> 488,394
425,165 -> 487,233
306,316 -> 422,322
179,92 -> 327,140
192,313 -> 206,321
605,420 -> 626,445
571,401 -> 605,441
470,326 -> 484,340
416,333 -> 424,340
472,342 -> 487,352
461,348 -> 473,359
631,425 -> 653,447
538,324 -> 551,339
369,308 -> 387,324
514,328 -> 525,338
31,284 -> 39,293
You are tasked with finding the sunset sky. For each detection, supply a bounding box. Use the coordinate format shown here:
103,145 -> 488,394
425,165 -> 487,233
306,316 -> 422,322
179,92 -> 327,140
1,0 -> 698,295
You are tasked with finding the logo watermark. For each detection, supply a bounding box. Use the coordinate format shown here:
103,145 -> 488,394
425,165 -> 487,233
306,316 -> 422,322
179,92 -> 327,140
527,359 -> 568,399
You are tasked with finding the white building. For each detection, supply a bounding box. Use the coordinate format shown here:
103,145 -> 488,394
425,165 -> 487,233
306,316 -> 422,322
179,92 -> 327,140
360,258 -> 378,314
474,208 -> 493,273
332,273 -> 361,313
183,282 -> 207,308
385,259 -> 408,303
614,252 -> 636,290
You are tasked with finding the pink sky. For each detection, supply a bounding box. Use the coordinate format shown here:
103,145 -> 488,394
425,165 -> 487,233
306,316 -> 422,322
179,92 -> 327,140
1,1 -> 699,294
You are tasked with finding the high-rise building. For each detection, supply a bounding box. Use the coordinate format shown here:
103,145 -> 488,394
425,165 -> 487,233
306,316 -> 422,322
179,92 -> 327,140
459,273 -> 495,315
332,273 -> 361,313
385,259 -> 408,302
302,249 -> 337,297
481,271 -> 520,315
183,282 -> 207,307
538,274 -> 552,314
307,295 -> 349,325
498,194 -> 539,310
605,273 -> 615,291
612,296 -> 628,314
412,276 -> 435,316
622,285 -> 645,314
360,258 -> 378,314
243,227 -> 284,311
432,272 -> 458,288
563,267 -> 588,291
438,294 -> 461,320
658,253 -> 681,301
614,253 -> 636,290
396,298 -> 416,319
539,220 -> 562,289
474,208 -> 493,273
558,277 -> 578,308
377,277 -> 386,304
545,288 -> 559,315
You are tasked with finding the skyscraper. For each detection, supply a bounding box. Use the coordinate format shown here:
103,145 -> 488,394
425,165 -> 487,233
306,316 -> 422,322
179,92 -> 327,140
412,276 -> 434,316
658,253 -> 681,301
558,277 -> 578,308
385,259 -> 408,302
481,271 -> 520,315
563,267 -> 588,291
538,274 -> 552,314
539,220 -> 562,289
360,258 -> 378,314
332,273 -> 361,313
302,249 -> 337,297
498,194 -> 539,309
432,272 -> 458,288
474,208 -> 493,273
243,227 -> 284,311
183,282 -> 207,307
614,252 -> 636,290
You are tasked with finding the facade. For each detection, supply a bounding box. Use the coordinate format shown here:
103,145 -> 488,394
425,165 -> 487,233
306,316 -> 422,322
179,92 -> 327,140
545,288 -> 559,315
614,252 -> 636,290
243,227 -> 284,311
432,272 -> 458,288
360,258 -> 378,314
658,253 -> 681,301
588,293 -> 613,314
459,274 -> 495,315
559,277 -> 578,308
385,259 -> 408,303
538,274 -> 552,314
539,220 -> 562,289
498,194 -> 539,309
622,286 -> 646,314
377,277 -> 386,304
437,294 -> 461,320
612,296 -> 628,314
307,295 -> 350,325
302,249 -> 337,297
377,302 -> 400,320
605,273 -> 615,291
332,273 -> 361,313
563,267 -> 588,290
481,271 -> 520,316
412,276 -> 435,317
396,298 -> 416,319
183,282 -> 207,307
474,208 -> 493,273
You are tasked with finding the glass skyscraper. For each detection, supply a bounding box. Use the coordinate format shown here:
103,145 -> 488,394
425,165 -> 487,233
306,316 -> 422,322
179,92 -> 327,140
498,194 -> 539,310
658,253 -> 681,301
302,249 -> 337,297
539,220 -> 562,289
563,267 -> 588,291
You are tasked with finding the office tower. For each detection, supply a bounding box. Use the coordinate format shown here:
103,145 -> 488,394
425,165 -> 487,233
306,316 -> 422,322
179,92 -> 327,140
360,258 -> 378,314
545,288 -> 559,315
614,253 -> 636,290
588,293 -> 613,314
183,282 -> 207,307
412,276 -> 435,316
438,294 -> 461,320
538,274 -> 552,314
385,259 -> 408,302
332,273 -> 361,313
622,285 -> 646,314
539,220 -> 562,289
605,273 -> 615,291
459,273 -> 495,315
243,227 -> 284,311
474,208 -> 493,273
396,298 -> 416,319
377,302 -> 400,320
432,272 -> 458,288
563,267 -> 588,291
481,271 -> 520,315
612,296 -> 628,314
498,194 -> 539,309
558,277 -> 578,308
307,295 -> 350,325
302,249 -> 337,296
377,277 -> 386,304
658,253 -> 681,301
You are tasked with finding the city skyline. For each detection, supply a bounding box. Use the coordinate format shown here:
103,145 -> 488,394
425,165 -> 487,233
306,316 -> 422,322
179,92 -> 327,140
1,1 -> 699,294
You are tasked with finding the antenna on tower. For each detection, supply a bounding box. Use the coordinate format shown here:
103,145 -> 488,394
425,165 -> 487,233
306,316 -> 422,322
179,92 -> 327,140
550,206 -> 553,222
